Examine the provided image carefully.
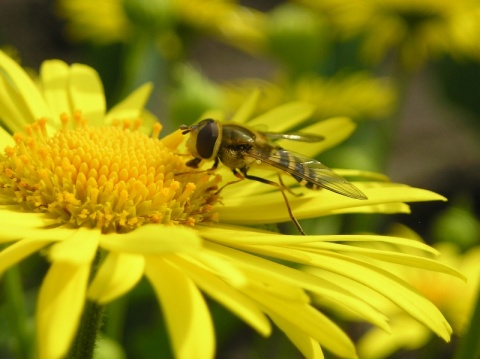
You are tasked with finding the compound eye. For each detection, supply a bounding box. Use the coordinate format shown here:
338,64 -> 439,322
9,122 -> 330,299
196,119 -> 219,159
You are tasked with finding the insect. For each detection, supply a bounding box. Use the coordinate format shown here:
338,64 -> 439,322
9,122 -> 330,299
179,119 -> 367,235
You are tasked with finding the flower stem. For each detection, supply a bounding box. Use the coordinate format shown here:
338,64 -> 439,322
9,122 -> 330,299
66,253 -> 105,359
454,272 -> 480,359
66,300 -> 104,359
3,266 -> 33,359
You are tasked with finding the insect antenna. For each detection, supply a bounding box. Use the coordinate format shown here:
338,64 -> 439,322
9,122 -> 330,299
179,124 -> 192,135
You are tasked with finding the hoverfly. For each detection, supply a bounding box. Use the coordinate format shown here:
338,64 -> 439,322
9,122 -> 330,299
179,119 -> 367,235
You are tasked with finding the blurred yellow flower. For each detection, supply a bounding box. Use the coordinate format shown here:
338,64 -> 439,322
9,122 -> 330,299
345,226 -> 480,359
0,51 -> 461,359
222,72 -> 396,121
298,0 -> 480,69
55,0 -> 266,54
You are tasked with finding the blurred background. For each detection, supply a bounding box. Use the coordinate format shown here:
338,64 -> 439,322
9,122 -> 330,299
1,0 -> 479,358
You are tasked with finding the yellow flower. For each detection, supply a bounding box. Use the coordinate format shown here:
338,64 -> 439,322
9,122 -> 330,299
298,0 -> 480,69
221,73 -> 396,121
352,227 -> 480,359
55,0 -> 266,54
0,51 -> 461,359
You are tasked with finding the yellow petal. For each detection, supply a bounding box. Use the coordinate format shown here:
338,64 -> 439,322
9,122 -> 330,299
226,242 -> 390,331
218,184 -> 446,224
204,242 -> 340,303
98,225 -> 201,254
138,108 -> 159,134
160,129 -> 185,150
0,75 -> 26,133
198,108 -> 225,123
310,285 -> 390,332
247,101 -> 315,131
197,224 -> 297,244
0,50 -> 51,124
0,126 -> 13,146
36,261 -> 90,359
40,59 -> 71,125
88,252 -> 145,303
0,211 -> 62,242
246,288 -> 357,359
298,241 -> 464,280
335,168 -> 390,182
145,256 -> 215,359
269,312 -> 324,359
246,268 -> 311,304
188,250 -> 248,287
0,238 -> 52,276
217,169 -> 389,199
198,224 -> 438,255
48,227 -> 100,264
0,225 -> 78,243
290,185 -> 446,219
168,254 -> 271,336
318,234 -> 438,254
306,251 -> 452,341
229,87 -> 260,124
104,83 -> 153,125
275,117 -> 356,158
69,63 -> 105,125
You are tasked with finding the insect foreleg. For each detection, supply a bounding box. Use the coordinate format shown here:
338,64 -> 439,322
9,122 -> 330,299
241,170 -> 306,235
185,157 -> 202,168
175,157 -> 219,176
214,169 -> 245,195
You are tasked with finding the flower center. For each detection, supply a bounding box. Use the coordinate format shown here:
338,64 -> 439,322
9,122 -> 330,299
0,113 -> 221,232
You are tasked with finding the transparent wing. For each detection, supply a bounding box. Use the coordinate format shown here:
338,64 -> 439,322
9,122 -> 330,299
246,148 -> 367,200
261,131 -> 325,142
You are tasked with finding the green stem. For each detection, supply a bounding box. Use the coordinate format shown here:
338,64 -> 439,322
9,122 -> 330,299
66,253 -> 105,359
454,271 -> 480,359
3,266 -> 33,359
66,300 -> 104,359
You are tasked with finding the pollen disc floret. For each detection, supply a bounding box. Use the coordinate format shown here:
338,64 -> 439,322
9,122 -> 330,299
0,114 -> 221,232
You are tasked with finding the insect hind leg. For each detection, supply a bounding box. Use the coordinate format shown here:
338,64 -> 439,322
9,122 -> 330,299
242,170 -> 306,235
214,169 -> 245,195
278,174 -> 303,197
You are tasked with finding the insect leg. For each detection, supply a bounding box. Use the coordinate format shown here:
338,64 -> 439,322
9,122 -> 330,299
175,157 -> 219,176
277,174 -> 303,197
214,169 -> 245,195
186,157 -> 203,168
242,170 -> 306,235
